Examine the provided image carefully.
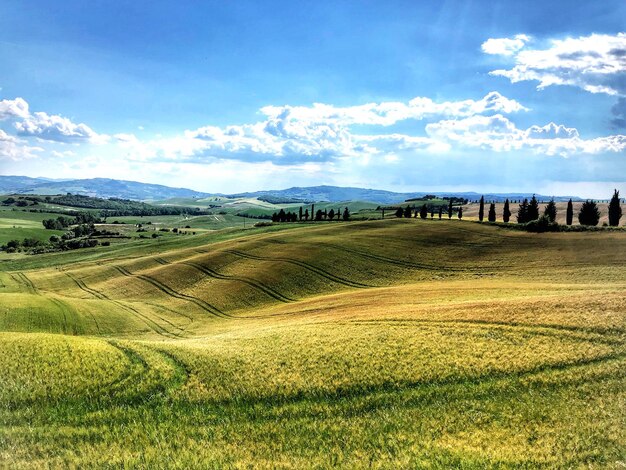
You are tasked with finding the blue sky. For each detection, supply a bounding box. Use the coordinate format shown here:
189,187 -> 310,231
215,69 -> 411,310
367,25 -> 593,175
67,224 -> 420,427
1,0 -> 625,197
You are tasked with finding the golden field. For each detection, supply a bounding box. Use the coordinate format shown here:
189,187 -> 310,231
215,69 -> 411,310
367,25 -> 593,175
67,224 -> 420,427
0,218 -> 624,468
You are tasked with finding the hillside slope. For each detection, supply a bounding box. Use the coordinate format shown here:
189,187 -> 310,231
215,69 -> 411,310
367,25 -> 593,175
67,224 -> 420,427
1,219 -> 625,468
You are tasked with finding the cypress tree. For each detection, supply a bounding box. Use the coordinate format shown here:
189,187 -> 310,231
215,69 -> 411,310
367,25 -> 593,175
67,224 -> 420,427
566,199 -> 573,225
448,199 -> 453,219
458,207 -> 463,219
578,200 -> 600,226
299,206 -> 303,221
438,206 -> 443,219
488,203 -> 496,222
517,198 -> 529,223
608,189 -> 622,226
311,204 -> 315,222
544,198 -> 557,223
404,206 -> 412,218
503,199 -> 511,223
328,209 -> 335,221
395,207 -> 403,218
420,204 -> 428,219
478,196 -> 485,222
528,195 -> 539,221
342,207 -> 350,220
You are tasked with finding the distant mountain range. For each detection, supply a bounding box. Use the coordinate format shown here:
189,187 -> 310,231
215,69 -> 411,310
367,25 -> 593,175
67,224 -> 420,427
0,175 -> 582,204
0,176 -> 209,200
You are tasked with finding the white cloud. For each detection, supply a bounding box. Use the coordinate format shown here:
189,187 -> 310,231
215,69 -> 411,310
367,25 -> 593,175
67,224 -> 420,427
15,111 -> 108,144
0,129 -> 43,160
481,34 -> 530,56
0,97 -> 29,120
425,114 -> 626,156
117,92 -> 526,165
260,91 -> 527,127
486,33 -> 626,95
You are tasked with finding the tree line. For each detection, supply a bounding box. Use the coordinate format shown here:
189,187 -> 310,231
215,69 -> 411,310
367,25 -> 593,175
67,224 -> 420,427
271,205 -> 350,222
393,199 -> 463,220
474,190 -> 622,227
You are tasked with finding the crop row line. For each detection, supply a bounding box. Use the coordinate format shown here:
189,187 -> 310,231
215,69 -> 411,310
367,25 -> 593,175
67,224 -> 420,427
181,261 -> 295,303
112,265 -> 229,319
223,249 -> 371,288
64,271 -> 183,338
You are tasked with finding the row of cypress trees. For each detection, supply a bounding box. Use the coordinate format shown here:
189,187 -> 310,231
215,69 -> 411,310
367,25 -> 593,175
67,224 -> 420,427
476,190 -> 623,226
271,205 -> 350,222
394,199 -> 464,220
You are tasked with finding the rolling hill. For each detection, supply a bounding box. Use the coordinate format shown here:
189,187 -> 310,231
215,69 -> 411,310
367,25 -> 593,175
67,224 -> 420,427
1,175 -> 582,204
1,218 -> 625,467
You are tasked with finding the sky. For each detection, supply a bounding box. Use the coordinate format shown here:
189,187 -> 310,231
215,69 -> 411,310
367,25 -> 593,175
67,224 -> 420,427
0,0 -> 625,198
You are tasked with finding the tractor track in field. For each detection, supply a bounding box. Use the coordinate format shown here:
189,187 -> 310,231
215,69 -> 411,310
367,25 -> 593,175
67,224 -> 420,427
223,249 -> 372,288
63,271 -> 183,338
344,318 -> 626,347
62,273 -> 104,334
47,297 -> 70,334
181,261 -> 296,303
105,340 -> 190,401
111,265 -> 229,319
318,243 -> 472,272
12,272 -> 39,294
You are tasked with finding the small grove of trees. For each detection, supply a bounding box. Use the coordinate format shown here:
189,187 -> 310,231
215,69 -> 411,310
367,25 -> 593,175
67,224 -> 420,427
517,195 -> 540,223
578,200 -> 600,226
1,229 -> 101,254
42,212 -> 101,230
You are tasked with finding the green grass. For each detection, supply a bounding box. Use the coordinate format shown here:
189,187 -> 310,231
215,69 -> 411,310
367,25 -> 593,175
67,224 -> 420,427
0,218 -> 625,468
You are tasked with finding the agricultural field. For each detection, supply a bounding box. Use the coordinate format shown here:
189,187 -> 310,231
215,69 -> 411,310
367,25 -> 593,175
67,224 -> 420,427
0,218 -> 625,468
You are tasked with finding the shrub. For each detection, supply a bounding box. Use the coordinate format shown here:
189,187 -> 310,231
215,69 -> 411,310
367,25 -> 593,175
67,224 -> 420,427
524,215 -> 560,233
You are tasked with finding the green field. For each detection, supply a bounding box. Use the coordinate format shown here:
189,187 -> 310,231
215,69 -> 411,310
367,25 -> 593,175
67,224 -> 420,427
0,217 -> 625,468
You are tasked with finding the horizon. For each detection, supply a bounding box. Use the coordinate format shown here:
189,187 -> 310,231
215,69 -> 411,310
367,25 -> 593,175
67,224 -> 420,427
1,2 -> 625,199
1,174 -> 615,200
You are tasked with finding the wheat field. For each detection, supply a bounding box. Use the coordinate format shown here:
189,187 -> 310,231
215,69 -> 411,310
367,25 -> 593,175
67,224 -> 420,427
1,218 -> 625,468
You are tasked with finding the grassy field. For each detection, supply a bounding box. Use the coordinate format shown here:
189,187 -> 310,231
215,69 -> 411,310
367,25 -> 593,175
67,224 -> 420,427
0,218 -> 624,468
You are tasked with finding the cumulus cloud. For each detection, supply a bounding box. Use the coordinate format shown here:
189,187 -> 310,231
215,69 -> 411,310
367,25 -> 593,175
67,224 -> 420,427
481,34 -> 530,56
485,33 -> 626,96
15,111 -> 108,144
0,129 -> 43,160
425,114 -> 626,156
142,92 -> 525,164
260,91 -> 527,127
0,97 -> 29,120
